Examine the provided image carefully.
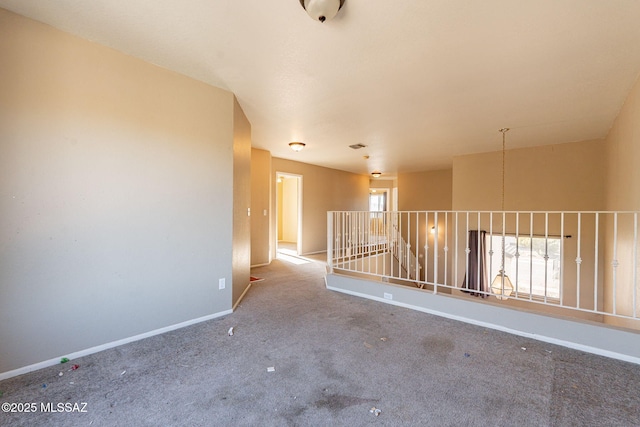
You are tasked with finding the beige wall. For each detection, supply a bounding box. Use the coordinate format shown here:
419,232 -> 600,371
280,176 -> 300,243
450,140 -> 607,321
0,9 -> 237,373
604,75 -> 640,329
398,169 -> 453,211
232,98 -> 252,307
250,148 -> 271,266
453,139 -> 606,211
606,77 -> 640,211
272,158 -> 369,255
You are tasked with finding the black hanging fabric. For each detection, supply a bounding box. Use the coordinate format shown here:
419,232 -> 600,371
461,230 -> 488,298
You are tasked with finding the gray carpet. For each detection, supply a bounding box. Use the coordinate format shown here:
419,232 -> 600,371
1,255 -> 639,426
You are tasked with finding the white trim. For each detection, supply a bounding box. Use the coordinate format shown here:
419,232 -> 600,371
301,250 -> 327,256
251,262 -> 270,268
297,175 -> 303,256
0,309 -> 232,381
326,283 -> 640,366
275,171 -> 303,256
233,282 -> 252,311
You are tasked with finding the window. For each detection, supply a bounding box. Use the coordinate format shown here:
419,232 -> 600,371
369,190 -> 387,237
369,191 -> 387,212
486,235 -> 561,299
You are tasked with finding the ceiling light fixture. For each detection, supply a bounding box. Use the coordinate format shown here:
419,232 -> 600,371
371,171 -> 382,178
289,142 -> 306,152
490,128 -> 514,300
299,0 -> 345,23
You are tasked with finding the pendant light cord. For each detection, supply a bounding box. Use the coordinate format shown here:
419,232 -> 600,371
499,128 -> 509,212
502,131 -> 505,211
499,128 -> 509,275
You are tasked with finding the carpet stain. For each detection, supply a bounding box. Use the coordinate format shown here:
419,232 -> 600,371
280,404 -> 310,426
316,350 -> 347,382
422,336 -> 455,363
314,393 -> 372,413
347,312 -> 381,330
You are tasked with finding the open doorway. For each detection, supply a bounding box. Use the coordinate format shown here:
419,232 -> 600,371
369,188 -> 388,212
276,172 -> 303,256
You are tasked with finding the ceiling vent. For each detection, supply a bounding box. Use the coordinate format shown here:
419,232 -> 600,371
349,143 -> 367,150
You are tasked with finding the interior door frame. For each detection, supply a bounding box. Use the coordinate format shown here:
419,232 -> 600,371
276,171 -> 303,255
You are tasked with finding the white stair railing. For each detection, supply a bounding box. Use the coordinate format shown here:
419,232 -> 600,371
328,210 -> 640,323
327,211 -> 419,280
389,221 -> 420,281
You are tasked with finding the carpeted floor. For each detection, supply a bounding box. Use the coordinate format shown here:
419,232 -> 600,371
1,254 -> 639,426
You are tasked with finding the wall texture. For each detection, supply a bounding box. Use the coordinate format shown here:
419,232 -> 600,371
272,159 -> 369,256
452,139 -> 606,211
398,169 -> 452,211
605,75 -> 640,211
250,148 -> 271,266
0,9 -> 236,373
232,97 -> 252,307
604,74 -> 640,329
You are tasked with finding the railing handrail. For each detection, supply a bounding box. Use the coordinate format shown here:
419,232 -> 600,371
327,210 -> 640,324
330,210 -> 640,214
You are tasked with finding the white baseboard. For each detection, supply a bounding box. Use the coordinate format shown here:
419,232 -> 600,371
233,282 -> 252,311
302,250 -> 327,256
0,309 -> 232,381
326,281 -> 640,366
251,262 -> 270,268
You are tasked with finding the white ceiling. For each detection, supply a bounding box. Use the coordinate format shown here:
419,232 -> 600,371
2,0 -> 640,176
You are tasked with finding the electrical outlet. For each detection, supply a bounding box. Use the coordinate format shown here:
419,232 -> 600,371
384,292 -> 393,300
219,278 -> 226,290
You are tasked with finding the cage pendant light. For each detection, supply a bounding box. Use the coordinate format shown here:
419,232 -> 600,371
490,128 -> 514,300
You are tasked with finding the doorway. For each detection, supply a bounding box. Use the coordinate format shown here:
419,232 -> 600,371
276,172 -> 303,256
369,188 -> 388,212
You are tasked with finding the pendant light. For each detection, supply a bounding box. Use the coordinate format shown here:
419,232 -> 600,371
299,0 -> 345,23
490,128 -> 514,300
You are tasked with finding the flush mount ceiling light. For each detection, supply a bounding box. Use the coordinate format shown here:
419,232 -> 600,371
371,171 -> 382,178
299,0 -> 345,23
289,142 -> 306,152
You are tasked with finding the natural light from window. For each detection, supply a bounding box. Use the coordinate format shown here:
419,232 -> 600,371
369,191 -> 386,212
487,235 -> 561,299
276,252 -> 310,265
